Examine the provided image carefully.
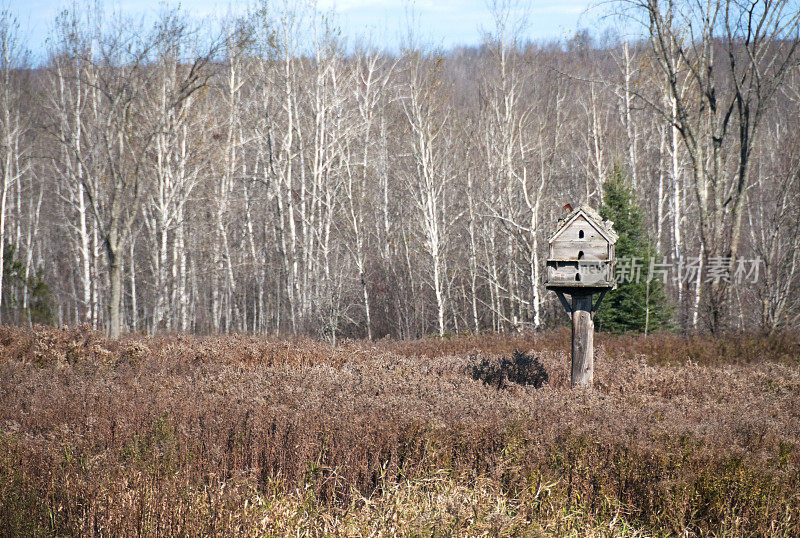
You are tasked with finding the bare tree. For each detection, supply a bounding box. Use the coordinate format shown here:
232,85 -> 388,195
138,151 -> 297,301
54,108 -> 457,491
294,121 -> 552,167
621,0 -> 800,330
48,7 -> 217,336
401,51 -> 452,336
143,10 -> 207,332
0,9 -> 29,321
480,1 -> 536,329
341,50 -> 393,339
748,114 -> 800,331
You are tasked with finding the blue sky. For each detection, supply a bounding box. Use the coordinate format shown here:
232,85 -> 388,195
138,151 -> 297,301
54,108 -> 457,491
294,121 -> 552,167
10,0 -> 609,60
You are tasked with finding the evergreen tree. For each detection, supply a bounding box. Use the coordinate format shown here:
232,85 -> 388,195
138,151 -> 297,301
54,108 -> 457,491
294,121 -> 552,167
597,165 -> 671,333
2,244 -> 53,325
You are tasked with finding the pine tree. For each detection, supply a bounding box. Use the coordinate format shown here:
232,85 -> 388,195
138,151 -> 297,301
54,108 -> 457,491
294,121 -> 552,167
597,165 -> 672,333
2,244 -> 53,325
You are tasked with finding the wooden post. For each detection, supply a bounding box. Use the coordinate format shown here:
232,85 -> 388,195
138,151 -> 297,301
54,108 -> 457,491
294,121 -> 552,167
571,293 -> 594,387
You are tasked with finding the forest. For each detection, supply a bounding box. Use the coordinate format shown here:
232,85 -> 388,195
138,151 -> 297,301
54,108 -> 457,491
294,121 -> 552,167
0,0 -> 799,339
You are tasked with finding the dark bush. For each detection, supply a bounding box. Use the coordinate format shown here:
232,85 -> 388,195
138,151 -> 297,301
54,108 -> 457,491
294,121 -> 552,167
471,349 -> 549,389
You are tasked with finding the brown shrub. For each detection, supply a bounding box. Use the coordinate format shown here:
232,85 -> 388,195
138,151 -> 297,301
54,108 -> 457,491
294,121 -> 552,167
0,325 -> 799,535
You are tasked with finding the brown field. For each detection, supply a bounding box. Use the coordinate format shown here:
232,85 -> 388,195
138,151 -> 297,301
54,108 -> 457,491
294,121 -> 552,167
1,325 -> 799,536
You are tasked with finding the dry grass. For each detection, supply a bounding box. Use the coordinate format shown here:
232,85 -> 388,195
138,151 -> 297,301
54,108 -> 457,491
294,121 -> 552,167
1,325 -> 799,536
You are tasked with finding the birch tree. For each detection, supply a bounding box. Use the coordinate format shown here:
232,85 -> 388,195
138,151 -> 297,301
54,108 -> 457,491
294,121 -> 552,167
340,50 -> 394,339
480,5 -> 531,329
401,51 -> 452,336
748,117 -> 800,331
0,10 -> 29,321
144,11 -> 206,332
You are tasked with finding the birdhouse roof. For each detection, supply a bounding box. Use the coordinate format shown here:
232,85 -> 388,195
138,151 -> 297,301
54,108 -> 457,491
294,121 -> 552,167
548,204 -> 618,244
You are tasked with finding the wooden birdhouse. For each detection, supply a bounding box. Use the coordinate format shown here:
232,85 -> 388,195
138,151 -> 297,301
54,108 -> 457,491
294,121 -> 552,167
545,204 -> 617,290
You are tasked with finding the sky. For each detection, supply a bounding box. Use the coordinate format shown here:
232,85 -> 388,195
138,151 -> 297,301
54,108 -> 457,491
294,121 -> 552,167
9,0 -> 613,61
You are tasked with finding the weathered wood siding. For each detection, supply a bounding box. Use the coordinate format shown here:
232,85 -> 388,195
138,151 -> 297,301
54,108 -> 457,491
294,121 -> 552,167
549,216 -> 610,261
546,262 -> 613,285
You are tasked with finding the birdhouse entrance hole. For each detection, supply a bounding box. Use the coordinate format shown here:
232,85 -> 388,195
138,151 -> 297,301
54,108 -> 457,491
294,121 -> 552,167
579,230 -> 584,238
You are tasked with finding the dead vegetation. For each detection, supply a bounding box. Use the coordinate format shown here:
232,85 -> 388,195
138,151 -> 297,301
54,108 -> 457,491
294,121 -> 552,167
1,325 -> 799,535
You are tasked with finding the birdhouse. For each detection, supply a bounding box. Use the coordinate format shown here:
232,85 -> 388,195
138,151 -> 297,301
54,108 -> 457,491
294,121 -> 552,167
545,204 -> 617,290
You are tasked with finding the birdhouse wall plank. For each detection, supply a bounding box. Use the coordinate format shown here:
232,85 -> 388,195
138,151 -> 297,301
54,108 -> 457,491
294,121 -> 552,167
550,240 -> 609,261
547,262 -> 613,285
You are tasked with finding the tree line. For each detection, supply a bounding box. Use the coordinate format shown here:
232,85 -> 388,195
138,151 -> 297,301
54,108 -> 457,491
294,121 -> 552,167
1,0 -> 799,338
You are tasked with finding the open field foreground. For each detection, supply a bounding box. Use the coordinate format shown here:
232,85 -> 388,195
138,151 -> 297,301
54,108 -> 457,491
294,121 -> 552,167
1,326 -> 800,536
